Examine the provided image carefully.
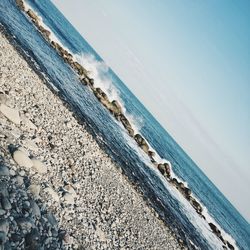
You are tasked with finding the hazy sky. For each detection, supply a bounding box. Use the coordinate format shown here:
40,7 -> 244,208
52,0 -> 250,222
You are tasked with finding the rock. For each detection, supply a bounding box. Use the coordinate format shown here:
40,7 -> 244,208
134,134 -> 149,153
0,104 -> 21,125
157,164 -> 165,175
110,100 -> 122,115
27,9 -> 39,25
163,163 -> 171,177
44,187 -> 59,203
16,217 -> 33,232
30,201 -> 41,218
0,209 -> 6,216
0,183 -> 8,197
227,241 -> 235,250
0,165 -> 9,176
63,193 -> 74,204
184,187 -> 191,197
31,159 -> 47,174
25,228 -> 41,250
15,0 -> 25,10
21,117 -> 37,130
28,184 -> 40,199
0,231 -> 7,245
16,175 -> 23,186
44,213 -> 57,228
148,151 -> 155,158
96,226 -> 106,242
1,197 -> 11,210
119,114 -> 134,137
13,149 -> 33,169
0,92 -> 7,104
0,219 -> 9,234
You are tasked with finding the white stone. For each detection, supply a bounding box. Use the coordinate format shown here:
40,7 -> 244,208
31,159 -> 47,174
0,93 -> 7,104
0,104 -> 21,125
64,185 -> 76,197
96,226 -> 106,242
29,184 -> 40,198
22,116 -> 37,130
13,150 -> 33,169
44,187 -> 59,203
63,193 -> 74,205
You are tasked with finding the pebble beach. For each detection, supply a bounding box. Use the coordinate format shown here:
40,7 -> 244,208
0,28 -> 183,250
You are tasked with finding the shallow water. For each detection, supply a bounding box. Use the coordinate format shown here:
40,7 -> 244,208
0,0 -> 249,249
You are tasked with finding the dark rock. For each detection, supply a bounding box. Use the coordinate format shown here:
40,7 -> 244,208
16,217 -> 33,232
134,134 -> 149,153
157,164 -> 165,175
0,219 -> 9,234
1,197 -> 11,210
15,0 -> 25,10
227,241 -> 234,250
0,165 -> 9,176
25,228 -> 41,250
0,231 -> 7,245
119,114 -> 134,137
208,223 -> 221,237
30,201 -> 41,218
44,213 -> 57,228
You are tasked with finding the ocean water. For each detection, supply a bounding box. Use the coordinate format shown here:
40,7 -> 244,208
0,0 -> 249,249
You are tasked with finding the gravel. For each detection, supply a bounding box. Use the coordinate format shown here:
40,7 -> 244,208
0,30 -> 183,249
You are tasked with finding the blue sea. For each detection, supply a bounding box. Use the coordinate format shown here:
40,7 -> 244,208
0,0 -> 249,249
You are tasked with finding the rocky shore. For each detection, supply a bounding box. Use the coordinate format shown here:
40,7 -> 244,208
0,30 -> 184,249
13,1 -> 237,249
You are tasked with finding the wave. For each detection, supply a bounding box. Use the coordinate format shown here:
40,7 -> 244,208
19,1 -> 238,249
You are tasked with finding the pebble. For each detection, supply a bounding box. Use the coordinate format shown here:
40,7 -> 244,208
1,197 -> 11,210
12,149 -> 33,169
0,219 -> 9,234
63,193 -> 74,205
31,159 -> 47,174
43,187 -> 59,203
0,165 -> 9,176
16,217 -> 33,232
28,184 -> 40,199
0,92 -> 7,104
0,104 -> 21,125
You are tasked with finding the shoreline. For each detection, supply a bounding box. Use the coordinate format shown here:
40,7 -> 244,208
0,30 -> 184,249
1,0 -> 237,249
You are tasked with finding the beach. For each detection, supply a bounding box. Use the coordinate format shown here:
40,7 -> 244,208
0,29 -> 184,249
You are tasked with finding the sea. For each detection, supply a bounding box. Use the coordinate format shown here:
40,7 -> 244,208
0,0 -> 249,249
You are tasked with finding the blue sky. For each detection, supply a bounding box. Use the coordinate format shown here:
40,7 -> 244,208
52,0 -> 250,221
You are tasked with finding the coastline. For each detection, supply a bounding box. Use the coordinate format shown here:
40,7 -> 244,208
12,1 -> 238,249
0,29 -> 183,249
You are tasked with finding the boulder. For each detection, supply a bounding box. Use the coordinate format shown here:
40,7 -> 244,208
190,198 -> 203,214
16,0 -> 25,10
209,223 -> 221,237
134,134 -> 149,153
37,25 -> 51,40
119,114 -> 134,137
27,9 -> 39,25
157,164 -> 165,175
226,241 -> 234,250
163,162 -> 171,177
110,100 -> 122,115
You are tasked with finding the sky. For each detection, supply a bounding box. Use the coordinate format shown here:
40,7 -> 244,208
51,0 -> 250,222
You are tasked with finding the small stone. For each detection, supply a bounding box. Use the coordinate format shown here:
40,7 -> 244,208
0,166 -> 9,176
13,150 -> 33,169
0,183 -> 8,197
0,231 -> 7,245
16,176 -> 24,186
28,184 -> 40,199
44,187 -> 59,203
31,159 -> 47,174
0,209 -> 6,216
63,193 -> 74,205
44,213 -> 57,228
9,169 -> 16,176
0,219 -> 9,235
16,217 -> 33,232
0,92 -> 7,104
0,104 -> 21,125
1,197 -> 11,210
30,201 -> 41,218
25,229 -> 41,249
